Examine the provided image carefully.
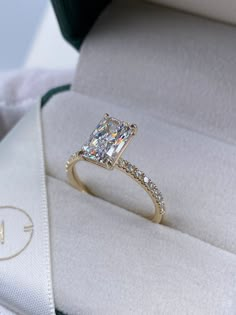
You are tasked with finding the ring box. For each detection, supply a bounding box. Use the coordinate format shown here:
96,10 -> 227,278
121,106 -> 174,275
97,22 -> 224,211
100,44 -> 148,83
1,1 -> 236,314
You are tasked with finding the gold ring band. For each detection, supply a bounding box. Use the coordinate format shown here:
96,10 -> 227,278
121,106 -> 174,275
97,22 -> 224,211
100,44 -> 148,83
65,114 -> 165,223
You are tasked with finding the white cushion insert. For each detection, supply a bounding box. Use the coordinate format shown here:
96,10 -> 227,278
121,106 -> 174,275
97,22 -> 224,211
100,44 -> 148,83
47,175 -> 236,315
148,0 -> 236,25
42,90 -> 236,314
73,0 -> 236,145
43,92 -> 236,255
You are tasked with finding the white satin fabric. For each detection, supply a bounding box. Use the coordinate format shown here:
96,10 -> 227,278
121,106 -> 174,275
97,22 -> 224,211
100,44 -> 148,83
0,102 -> 55,315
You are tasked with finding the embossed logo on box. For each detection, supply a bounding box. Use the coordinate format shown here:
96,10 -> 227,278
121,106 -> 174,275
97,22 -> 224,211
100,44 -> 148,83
0,206 -> 34,261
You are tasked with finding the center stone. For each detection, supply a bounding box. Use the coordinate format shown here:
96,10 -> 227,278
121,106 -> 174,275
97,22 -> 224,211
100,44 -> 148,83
82,114 -> 136,168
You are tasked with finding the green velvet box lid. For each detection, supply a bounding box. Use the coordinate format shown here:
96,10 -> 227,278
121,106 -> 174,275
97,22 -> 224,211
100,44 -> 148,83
51,0 -> 111,50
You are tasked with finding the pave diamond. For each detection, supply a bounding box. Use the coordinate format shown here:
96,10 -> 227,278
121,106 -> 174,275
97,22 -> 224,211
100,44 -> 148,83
117,158 -> 166,218
127,163 -> 135,172
82,114 -> 136,169
135,170 -> 143,178
143,176 -> 149,184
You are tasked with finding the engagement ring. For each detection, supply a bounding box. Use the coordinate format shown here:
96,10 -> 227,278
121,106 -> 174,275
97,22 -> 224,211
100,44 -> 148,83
66,114 -> 165,223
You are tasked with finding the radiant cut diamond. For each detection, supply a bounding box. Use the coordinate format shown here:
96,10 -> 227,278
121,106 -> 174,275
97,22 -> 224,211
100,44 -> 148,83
82,114 -> 136,169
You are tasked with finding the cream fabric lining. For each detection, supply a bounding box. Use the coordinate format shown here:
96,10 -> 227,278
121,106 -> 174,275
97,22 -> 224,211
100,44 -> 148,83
74,0 -> 236,145
148,0 -> 236,25
42,91 -> 236,314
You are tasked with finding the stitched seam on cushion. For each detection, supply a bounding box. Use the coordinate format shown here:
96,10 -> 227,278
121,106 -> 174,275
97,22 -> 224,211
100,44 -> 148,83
37,104 -> 56,315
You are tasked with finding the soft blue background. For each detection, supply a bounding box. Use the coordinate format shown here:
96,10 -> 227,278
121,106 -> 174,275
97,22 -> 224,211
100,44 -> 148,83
0,1 -> 47,70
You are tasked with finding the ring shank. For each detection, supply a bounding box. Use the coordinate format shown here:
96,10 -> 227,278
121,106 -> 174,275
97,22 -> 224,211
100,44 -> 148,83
66,152 -> 165,223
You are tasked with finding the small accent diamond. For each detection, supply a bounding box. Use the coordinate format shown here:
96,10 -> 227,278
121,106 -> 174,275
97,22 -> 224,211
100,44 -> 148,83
148,181 -> 154,190
127,163 -> 135,173
135,170 -> 143,179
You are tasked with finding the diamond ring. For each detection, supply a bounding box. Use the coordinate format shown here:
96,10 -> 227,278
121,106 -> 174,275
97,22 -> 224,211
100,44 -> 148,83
65,113 -> 165,223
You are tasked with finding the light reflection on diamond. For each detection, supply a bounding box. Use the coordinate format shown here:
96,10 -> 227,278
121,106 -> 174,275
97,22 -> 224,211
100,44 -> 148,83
82,115 -> 135,167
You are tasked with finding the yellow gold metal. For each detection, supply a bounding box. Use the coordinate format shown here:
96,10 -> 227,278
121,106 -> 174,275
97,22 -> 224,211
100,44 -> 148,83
66,153 -> 165,223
